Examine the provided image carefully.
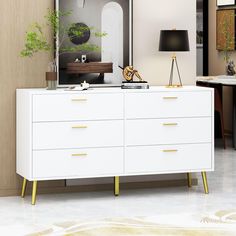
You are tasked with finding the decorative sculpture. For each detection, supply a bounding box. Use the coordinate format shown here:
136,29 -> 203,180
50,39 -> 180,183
227,60 -> 236,76
122,66 -> 143,82
120,66 -> 149,89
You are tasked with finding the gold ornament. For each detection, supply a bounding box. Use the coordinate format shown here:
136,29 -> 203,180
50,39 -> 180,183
122,66 -> 142,82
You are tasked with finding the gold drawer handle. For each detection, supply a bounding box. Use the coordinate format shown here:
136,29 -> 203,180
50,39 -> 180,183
71,98 -> 87,102
72,125 -> 88,129
72,153 -> 87,157
163,150 -> 178,153
163,123 -> 178,126
163,96 -> 178,100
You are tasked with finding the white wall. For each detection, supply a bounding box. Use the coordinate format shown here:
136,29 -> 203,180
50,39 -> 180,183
133,0 -> 196,86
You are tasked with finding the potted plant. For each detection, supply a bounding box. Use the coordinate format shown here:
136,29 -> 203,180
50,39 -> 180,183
20,9 -> 106,89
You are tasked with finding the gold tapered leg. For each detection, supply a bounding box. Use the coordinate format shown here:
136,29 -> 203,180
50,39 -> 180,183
21,178 -> 27,198
187,173 -> 192,188
32,181 -> 38,205
114,176 -> 119,196
201,172 -> 209,194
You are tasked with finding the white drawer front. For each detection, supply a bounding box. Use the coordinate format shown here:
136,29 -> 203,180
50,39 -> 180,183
33,93 -> 123,122
125,91 -> 212,118
126,117 -> 211,146
33,120 -> 123,150
125,144 -> 212,174
33,147 -> 123,179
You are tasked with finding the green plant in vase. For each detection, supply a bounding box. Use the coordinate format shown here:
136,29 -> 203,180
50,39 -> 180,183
21,9 -> 107,89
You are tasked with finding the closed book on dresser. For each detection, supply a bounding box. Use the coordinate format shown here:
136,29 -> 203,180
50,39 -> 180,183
16,86 -> 214,204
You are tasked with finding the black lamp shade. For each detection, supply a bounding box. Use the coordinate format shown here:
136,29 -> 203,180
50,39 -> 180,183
159,30 -> 190,52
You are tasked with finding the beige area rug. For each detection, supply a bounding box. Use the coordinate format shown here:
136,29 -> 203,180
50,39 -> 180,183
27,210 -> 236,236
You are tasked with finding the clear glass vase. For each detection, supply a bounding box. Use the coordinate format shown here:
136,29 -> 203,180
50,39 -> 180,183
47,78 -> 57,90
46,62 -> 57,90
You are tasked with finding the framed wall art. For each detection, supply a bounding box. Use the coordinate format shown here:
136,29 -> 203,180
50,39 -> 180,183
216,9 -> 236,51
217,0 -> 235,6
56,0 -> 133,87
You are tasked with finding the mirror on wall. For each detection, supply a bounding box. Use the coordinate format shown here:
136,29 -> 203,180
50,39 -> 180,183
197,0 -> 208,76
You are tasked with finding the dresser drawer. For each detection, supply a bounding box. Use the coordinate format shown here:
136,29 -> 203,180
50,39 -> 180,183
33,93 -> 123,122
125,91 -> 212,118
33,147 -> 123,179
125,143 -> 212,174
126,117 -> 211,146
33,120 -> 123,150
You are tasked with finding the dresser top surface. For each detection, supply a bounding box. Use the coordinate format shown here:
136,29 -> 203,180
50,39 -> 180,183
16,86 -> 213,95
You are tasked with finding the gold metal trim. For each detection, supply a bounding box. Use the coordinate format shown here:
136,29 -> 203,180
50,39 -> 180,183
165,85 -> 183,88
72,125 -> 88,129
114,176 -> 119,196
163,123 -> 178,126
163,96 -> 178,99
163,150 -> 178,153
21,178 -> 27,198
32,181 -> 37,205
71,98 -> 87,102
71,153 -> 87,157
201,172 -> 209,194
187,173 -> 192,188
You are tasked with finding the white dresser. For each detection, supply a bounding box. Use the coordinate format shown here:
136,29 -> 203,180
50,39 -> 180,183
16,86 -> 214,204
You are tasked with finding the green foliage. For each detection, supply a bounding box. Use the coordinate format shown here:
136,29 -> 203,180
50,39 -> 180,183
60,43 -> 100,54
94,31 -> 108,38
21,9 -> 106,58
45,9 -> 72,39
67,23 -> 91,45
20,23 -> 51,57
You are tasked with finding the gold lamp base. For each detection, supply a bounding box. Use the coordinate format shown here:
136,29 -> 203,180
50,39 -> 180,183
167,54 -> 183,88
165,84 -> 183,88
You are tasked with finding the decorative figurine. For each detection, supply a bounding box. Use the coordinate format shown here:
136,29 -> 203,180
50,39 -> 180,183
122,66 -> 143,82
81,80 -> 90,90
120,66 -> 149,89
227,60 -> 236,76
81,55 -> 87,63
66,80 -> 90,91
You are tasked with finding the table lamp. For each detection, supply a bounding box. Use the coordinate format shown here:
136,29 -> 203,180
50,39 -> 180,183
159,30 -> 190,88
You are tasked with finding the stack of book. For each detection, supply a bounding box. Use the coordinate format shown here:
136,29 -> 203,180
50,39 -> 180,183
121,81 -> 149,89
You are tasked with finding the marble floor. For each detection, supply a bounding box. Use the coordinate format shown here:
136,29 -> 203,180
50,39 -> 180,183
0,142 -> 236,235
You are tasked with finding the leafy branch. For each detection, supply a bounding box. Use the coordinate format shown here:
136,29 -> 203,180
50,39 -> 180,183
20,23 -> 51,57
